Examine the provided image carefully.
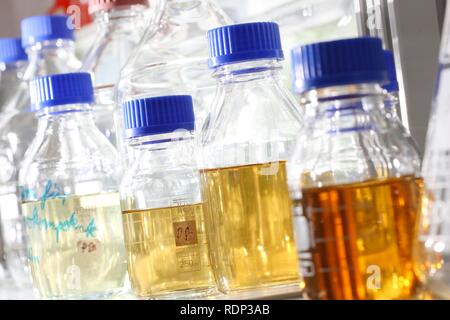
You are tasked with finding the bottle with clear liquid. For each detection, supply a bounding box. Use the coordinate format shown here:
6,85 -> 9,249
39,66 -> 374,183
200,22 -> 304,294
81,0 -> 149,147
19,73 -> 127,299
117,0 -> 232,160
417,4 -> 450,299
0,16 -> 83,290
0,38 -> 29,287
120,95 -> 215,298
289,37 -> 423,300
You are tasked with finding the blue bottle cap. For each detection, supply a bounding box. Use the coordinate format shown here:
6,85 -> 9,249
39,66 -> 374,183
122,95 -> 195,139
0,38 -> 27,63
30,72 -> 94,110
21,15 -> 75,48
383,50 -> 399,92
291,37 -> 387,93
207,22 -> 284,69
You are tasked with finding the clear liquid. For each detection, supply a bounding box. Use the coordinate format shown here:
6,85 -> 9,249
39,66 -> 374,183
298,177 -> 423,300
122,203 -> 215,298
200,162 -> 301,294
21,192 -> 127,299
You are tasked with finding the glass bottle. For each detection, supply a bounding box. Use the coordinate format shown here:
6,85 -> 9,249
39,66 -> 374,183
289,37 -> 423,300
117,0 -> 232,162
81,0 -> 149,148
19,72 -> 127,299
21,15 -> 82,81
0,16 -> 83,290
0,38 -> 29,287
417,4 -> 450,299
120,95 -> 215,298
200,22 -> 304,294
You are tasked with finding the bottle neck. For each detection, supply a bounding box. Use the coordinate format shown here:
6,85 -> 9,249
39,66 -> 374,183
137,0 -> 230,54
128,130 -> 196,167
93,5 -> 148,33
25,39 -> 76,59
24,39 -> 80,81
129,130 -> 195,149
213,59 -> 283,85
0,60 -> 27,75
37,103 -> 93,121
0,61 -> 27,90
304,83 -> 384,134
304,83 -> 384,104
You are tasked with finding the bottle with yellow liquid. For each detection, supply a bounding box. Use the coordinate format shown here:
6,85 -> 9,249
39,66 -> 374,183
201,22 -> 304,294
120,95 -> 215,298
289,37 -> 423,300
19,73 -> 127,299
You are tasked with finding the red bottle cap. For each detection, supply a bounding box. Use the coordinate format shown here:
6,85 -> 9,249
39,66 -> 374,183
88,0 -> 148,15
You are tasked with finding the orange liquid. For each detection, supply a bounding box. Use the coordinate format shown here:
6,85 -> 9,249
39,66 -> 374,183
297,176 -> 423,300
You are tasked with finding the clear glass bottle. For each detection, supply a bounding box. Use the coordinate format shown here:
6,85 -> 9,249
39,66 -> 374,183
0,38 -> 29,287
21,15 -> 82,81
0,16 -> 83,290
19,72 -> 127,299
289,37 -> 423,300
200,22 -> 304,294
417,4 -> 450,299
120,95 -> 215,298
81,0 -> 149,148
117,0 -> 232,162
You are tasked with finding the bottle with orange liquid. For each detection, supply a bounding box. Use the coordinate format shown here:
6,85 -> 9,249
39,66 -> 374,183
289,37 -> 423,300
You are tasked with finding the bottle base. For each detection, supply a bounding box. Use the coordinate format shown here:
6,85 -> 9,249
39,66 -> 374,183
137,286 -> 218,300
40,286 -> 126,300
215,280 -> 305,299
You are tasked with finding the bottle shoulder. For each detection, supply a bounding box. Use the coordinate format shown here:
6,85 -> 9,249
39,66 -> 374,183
202,79 -> 303,145
19,120 -> 119,184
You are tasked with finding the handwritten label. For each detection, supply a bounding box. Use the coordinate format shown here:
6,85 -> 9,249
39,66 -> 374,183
25,207 -> 97,243
173,221 -> 198,246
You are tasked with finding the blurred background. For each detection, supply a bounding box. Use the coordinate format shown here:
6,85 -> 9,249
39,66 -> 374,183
0,0 -> 446,154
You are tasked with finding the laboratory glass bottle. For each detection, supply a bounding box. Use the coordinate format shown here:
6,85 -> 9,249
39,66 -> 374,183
417,3 -> 450,299
0,16 -> 83,289
117,0 -> 232,161
81,0 -> 149,147
120,95 -> 215,298
0,37 -> 29,287
19,72 -> 127,299
289,37 -> 423,300
200,22 -> 304,294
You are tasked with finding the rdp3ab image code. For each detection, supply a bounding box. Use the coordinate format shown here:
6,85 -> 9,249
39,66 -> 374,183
179,304 -> 270,318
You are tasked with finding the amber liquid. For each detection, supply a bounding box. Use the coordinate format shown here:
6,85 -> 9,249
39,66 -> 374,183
122,203 -> 215,298
201,162 -> 300,293
297,176 -> 423,300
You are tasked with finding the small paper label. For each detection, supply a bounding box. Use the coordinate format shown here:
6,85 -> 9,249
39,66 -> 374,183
173,220 -> 198,246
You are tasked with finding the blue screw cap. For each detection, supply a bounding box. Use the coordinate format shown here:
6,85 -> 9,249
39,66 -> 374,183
383,50 -> 399,92
291,37 -> 388,93
21,15 -> 75,48
30,72 -> 94,110
0,38 -> 27,63
123,95 -> 195,139
207,22 -> 284,69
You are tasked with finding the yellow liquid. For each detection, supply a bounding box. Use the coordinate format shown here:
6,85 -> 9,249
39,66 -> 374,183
122,203 -> 215,298
22,193 -> 127,299
298,176 -> 423,300
201,162 -> 300,293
